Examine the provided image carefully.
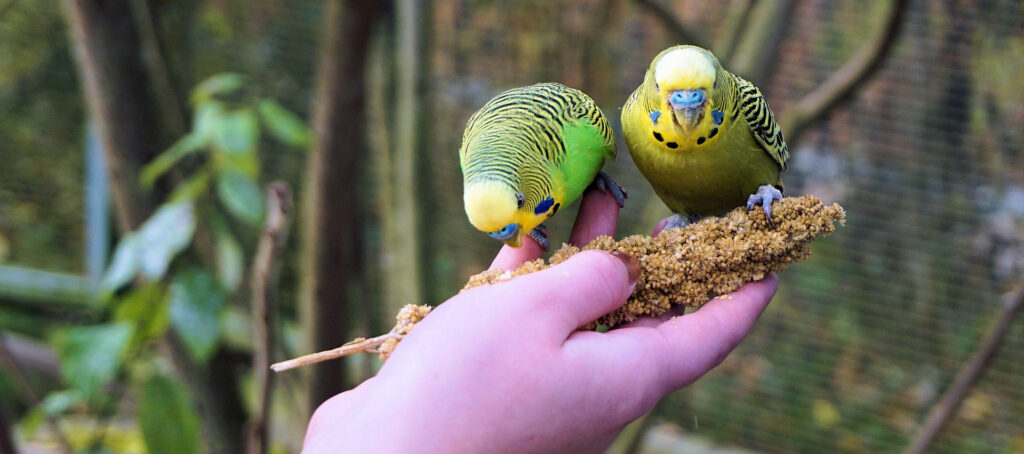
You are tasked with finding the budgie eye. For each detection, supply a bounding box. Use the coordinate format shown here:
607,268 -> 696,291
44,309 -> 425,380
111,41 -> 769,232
488,223 -> 519,240
655,83 -> 660,92
516,192 -> 525,208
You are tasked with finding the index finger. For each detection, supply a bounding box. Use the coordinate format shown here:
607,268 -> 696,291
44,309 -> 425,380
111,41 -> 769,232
488,236 -> 546,271
568,186 -> 621,247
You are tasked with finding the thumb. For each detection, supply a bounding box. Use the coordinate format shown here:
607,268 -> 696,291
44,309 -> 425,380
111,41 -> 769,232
507,250 -> 640,335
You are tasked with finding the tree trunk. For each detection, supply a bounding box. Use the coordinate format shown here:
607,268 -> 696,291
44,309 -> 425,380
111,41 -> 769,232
383,0 -> 425,317
62,0 -> 161,233
62,2 -> 244,451
300,0 -> 383,412
367,12 -> 395,342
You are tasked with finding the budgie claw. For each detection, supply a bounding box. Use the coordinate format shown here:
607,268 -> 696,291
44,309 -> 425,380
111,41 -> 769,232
664,213 -> 700,231
746,185 -> 784,226
592,171 -> 628,208
528,225 -> 550,251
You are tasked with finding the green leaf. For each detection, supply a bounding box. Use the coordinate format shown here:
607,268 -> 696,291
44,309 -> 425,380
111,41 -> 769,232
40,390 -> 84,415
169,269 -> 225,362
137,373 -> 200,454
140,133 -> 207,189
216,169 -> 264,226
257,99 -> 313,147
191,73 -> 246,105
211,108 -> 259,156
56,322 -> 134,397
213,148 -> 260,178
168,171 -> 212,203
218,305 -> 251,351
212,222 -> 244,291
101,233 -> 140,293
137,202 -> 196,280
114,283 -> 170,342
18,408 -> 44,438
193,100 -> 226,142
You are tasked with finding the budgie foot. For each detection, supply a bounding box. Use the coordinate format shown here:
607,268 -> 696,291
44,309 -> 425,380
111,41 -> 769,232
591,171 -> 628,208
664,213 -> 701,231
528,224 -> 550,251
746,185 -> 784,226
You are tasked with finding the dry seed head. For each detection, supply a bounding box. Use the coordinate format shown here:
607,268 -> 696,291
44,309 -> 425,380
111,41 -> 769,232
461,195 -> 845,328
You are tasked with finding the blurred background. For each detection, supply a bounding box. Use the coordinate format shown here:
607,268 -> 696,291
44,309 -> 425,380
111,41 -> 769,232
1,0 -> 1022,453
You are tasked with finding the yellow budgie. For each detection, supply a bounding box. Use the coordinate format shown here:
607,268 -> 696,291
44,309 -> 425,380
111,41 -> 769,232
622,45 -> 789,228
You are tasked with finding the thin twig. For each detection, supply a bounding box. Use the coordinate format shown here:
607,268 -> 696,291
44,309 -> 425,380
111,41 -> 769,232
904,284 -> 1024,454
245,182 -> 292,454
633,0 -> 708,49
270,330 -> 402,372
0,333 -> 58,378
0,333 -> 72,454
780,0 -> 908,145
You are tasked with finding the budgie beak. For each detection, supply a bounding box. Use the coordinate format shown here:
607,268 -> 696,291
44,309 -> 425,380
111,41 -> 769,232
669,89 -> 706,131
502,232 -> 523,248
488,222 -> 521,247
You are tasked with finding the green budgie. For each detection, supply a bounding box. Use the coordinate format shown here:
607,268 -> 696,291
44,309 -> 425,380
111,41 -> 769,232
460,83 -> 626,249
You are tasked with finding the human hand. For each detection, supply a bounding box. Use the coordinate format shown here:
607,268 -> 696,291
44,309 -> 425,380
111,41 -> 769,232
303,187 -> 778,453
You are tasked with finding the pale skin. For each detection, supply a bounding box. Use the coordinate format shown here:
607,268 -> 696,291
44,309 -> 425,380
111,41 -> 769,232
303,187 -> 778,453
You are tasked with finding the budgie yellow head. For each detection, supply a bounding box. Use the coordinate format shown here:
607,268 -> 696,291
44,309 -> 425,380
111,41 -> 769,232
651,45 -> 721,133
464,179 -> 544,248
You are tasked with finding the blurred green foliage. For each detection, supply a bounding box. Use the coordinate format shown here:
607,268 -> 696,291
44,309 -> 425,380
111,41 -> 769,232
5,67 -> 309,452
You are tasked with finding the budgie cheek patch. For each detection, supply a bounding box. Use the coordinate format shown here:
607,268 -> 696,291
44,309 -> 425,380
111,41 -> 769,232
533,196 -> 555,215
711,109 -> 724,125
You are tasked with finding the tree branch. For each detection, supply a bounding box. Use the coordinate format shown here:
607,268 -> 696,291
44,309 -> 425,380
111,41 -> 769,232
726,0 -> 798,83
270,329 -> 401,372
245,183 -> 291,454
714,0 -> 754,64
780,0 -> 908,145
0,333 -> 59,378
904,284 -> 1024,454
0,403 -> 17,454
0,332 -> 72,454
633,0 -> 708,49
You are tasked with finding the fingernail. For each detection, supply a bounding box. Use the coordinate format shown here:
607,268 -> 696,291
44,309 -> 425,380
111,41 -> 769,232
610,251 -> 640,285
